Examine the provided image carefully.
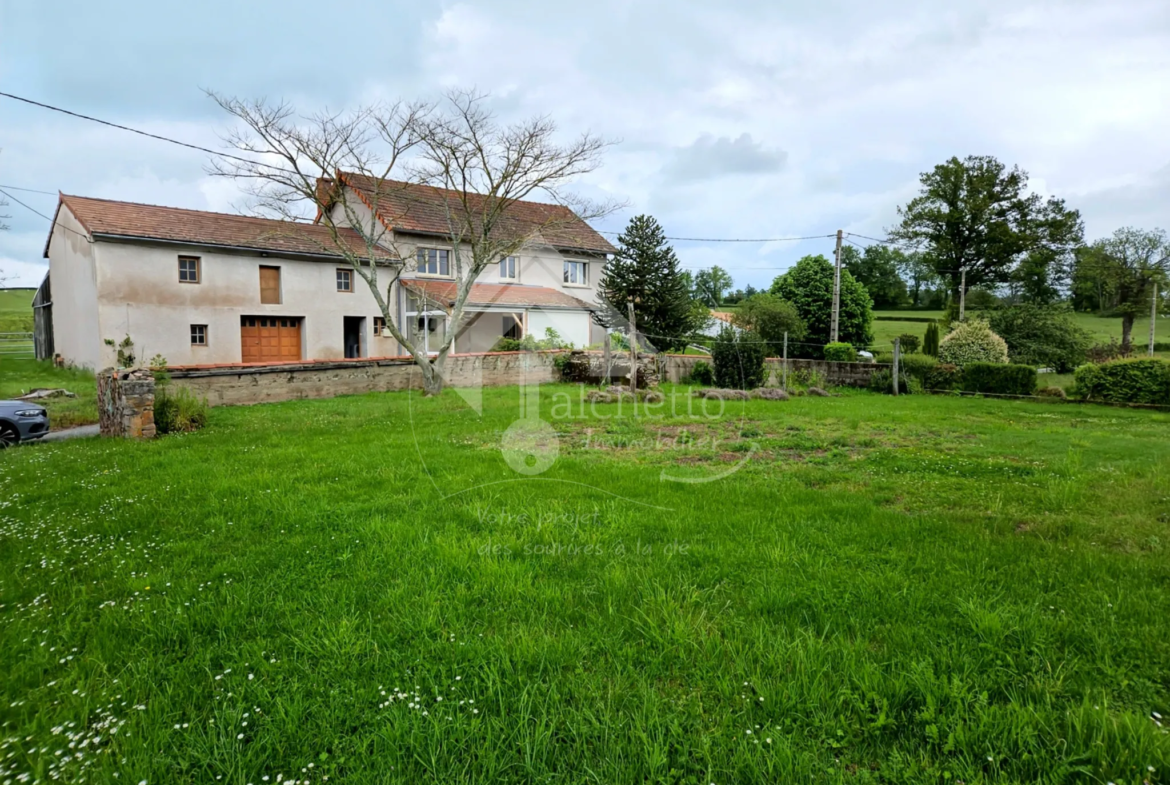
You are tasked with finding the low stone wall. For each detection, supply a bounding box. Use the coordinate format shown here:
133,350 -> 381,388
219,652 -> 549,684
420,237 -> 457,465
168,352 -> 561,407
661,354 -> 890,388
97,368 -> 156,439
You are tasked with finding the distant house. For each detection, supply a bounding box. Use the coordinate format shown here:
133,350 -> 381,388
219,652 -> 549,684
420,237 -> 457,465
699,310 -> 739,337
41,177 -> 613,369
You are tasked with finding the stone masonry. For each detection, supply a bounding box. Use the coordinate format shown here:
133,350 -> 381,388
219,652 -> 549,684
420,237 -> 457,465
97,368 -> 157,439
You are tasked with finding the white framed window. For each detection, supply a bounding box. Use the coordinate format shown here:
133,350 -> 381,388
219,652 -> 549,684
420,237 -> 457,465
564,260 -> 588,286
190,324 -> 207,346
500,255 -> 518,280
336,268 -> 353,292
416,248 -> 451,277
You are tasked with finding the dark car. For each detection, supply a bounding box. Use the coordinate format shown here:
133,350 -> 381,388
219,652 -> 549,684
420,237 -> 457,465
0,401 -> 51,447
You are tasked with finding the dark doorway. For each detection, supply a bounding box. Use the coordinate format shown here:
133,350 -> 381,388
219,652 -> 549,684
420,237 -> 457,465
343,316 -> 365,358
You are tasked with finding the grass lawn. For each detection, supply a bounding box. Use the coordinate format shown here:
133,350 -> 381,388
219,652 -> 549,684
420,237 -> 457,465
0,288 -> 36,358
0,359 -> 99,428
1,385 -> 1169,783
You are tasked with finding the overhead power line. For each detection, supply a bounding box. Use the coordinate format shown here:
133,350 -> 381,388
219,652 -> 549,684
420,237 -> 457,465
0,184 -> 57,196
0,187 -> 90,241
0,91 -> 267,168
599,230 -> 836,244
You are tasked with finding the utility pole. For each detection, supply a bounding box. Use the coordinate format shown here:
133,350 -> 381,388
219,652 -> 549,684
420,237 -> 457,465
831,229 -> 843,342
1150,280 -> 1159,357
627,300 -> 637,393
958,266 -> 968,322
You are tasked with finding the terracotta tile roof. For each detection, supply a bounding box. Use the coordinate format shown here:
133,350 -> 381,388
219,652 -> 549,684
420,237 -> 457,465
49,194 -> 392,260
326,173 -> 616,255
401,279 -> 595,310
710,310 -> 736,324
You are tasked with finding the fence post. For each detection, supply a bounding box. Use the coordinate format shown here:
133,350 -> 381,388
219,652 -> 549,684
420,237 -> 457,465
782,332 -> 789,391
892,337 -> 901,396
603,332 -> 612,385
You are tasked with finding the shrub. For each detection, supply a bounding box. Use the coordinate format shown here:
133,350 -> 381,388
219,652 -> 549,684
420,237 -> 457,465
1037,386 -> 1067,400
937,320 -> 1009,366
154,385 -> 209,434
896,354 -> 938,386
960,363 -> 1038,396
711,326 -> 767,390
925,363 -> 961,391
730,293 -> 806,354
1073,359 -> 1170,405
823,342 -> 856,362
490,328 -> 573,353
923,322 -> 940,357
1086,338 -> 1131,364
687,360 -> 715,386
868,368 -> 913,395
790,367 -> 827,390
987,304 -> 1090,372
896,333 -> 920,354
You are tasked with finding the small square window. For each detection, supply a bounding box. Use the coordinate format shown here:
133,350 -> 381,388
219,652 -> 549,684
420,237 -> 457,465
190,324 -> 207,346
179,256 -> 201,283
337,268 -> 353,292
500,256 -> 518,280
373,316 -> 387,335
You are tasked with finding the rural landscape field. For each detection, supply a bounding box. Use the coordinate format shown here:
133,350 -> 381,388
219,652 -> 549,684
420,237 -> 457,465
1,377 -> 1168,783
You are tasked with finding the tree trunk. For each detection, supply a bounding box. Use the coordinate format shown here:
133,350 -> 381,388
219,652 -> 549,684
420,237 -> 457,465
1121,313 -> 1135,351
419,357 -> 445,396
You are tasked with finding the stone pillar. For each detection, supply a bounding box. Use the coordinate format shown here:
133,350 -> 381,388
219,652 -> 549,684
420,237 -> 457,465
97,368 -> 157,439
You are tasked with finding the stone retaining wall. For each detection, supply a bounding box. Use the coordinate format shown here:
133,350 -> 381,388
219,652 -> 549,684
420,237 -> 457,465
661,354 -> 889,387
97,368 -> 156,438
168,352 -> 561,407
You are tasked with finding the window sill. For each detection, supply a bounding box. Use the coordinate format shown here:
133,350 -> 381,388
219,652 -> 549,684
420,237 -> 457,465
415,273 -> 455,280
563,283 -> 591,289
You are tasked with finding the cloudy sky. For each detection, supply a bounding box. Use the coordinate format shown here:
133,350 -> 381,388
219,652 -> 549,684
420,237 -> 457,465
1,0 -> 1167,289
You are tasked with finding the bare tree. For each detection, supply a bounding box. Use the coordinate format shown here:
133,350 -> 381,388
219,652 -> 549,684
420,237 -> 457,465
209,89 -> 615,395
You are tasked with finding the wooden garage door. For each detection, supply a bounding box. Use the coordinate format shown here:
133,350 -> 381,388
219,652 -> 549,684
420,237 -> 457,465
241,317 -> 302,363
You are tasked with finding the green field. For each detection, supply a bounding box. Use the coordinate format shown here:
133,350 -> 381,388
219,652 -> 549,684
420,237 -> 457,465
1,383 -> 1168,783
871,309 -> 1170,351
0,288 -> 36,358
0,359 -> 98,428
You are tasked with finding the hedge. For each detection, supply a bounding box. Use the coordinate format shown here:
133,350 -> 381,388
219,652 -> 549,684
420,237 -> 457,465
1074,359 -> 1170,405
874,316 -> 938,323
823,342 -> 855,362
960,363 -> 1038,396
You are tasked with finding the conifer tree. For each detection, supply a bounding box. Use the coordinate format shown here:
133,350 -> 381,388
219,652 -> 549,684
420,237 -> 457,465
595,215 -> 701,352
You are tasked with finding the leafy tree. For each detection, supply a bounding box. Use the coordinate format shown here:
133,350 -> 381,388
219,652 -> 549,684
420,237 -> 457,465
923,322 -> 940,356
987,303 -> 1090,373
1072,227 -> 1169,348
730,293 -> 806,355
711,325 -> 767,389
898,250 -> 939,307
888,155 -> 1084,303
595,215 -> 703,352
693,266 -> 733,307
770,255 -> 872,358
842,244 -> 909,309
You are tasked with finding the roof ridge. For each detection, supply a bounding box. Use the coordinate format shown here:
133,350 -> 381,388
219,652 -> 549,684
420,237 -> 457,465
337,172 -> 576,212
61,194 -> 319,227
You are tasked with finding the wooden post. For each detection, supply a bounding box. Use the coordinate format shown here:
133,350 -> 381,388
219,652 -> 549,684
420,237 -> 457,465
892,337 -> 901,396
782,331 -> 789,391
627,301 -> 638,393
603,332 -> 612,386
959,267 -> 967,322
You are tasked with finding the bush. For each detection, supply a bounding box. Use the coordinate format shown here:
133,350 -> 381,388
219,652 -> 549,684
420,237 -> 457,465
1074,359 -> 1170,405
1086,338 -> 1131,364
896,333 -> 920,354
154,385 -> 209,434
490,328 -> 573,353
790,366 -> 827,390
987,304 -> 1090,372
823,342 -> 856,362
897,354 -> 938,386
960,363 -> 1038,396
730,293 -> 806,354
1037,386 -> 1067,400
925,363 -> 961,391
687,360 -> 715,386
923,322 -> 940,357
937,320 -> 1009,366
868,368 -> 913,395
711,326 -> 767,389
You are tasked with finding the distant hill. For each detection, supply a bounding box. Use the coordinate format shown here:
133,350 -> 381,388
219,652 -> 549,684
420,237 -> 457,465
0,288 -> 35,333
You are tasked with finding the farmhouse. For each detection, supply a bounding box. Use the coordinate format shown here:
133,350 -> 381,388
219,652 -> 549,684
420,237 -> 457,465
38,176 -> 614,369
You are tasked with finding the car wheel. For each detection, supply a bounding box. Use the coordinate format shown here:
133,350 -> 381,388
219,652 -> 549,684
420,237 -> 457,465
0,424 -> 18,449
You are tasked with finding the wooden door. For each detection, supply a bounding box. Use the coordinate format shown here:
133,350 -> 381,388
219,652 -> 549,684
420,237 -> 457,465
259,266 -> 282,304
241,317 -> 301,363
